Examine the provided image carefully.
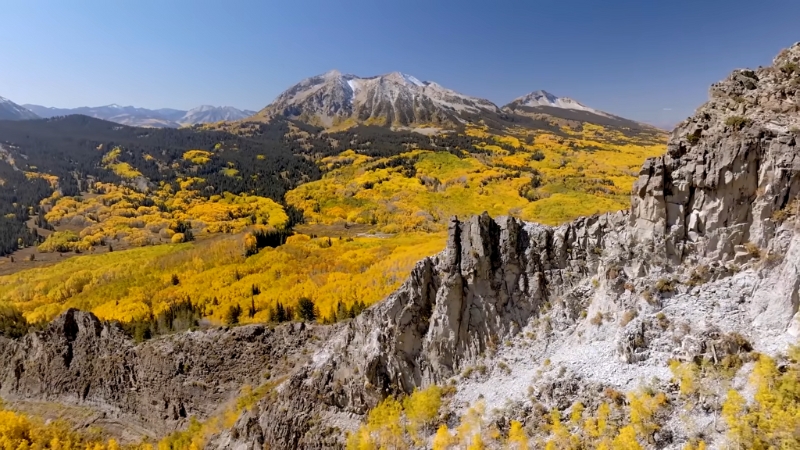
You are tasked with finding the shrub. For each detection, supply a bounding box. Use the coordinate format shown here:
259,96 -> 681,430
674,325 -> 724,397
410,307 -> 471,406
655,278 -> 676,293
590,312 -> 603,326
621,309 -> 638,326
744,242 -> 761,258
686,133 -> 700,144
725,116 -> 750,130
656,312 -> 669,329
687,265 -> 709,286
780,61 -> 798,75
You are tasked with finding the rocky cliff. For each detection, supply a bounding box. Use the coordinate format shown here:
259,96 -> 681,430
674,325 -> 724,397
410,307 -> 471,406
0,310 -> 329,442
217,43 -> 800,448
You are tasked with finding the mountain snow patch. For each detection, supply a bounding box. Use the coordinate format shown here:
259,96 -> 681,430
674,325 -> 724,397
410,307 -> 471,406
400,73 -> 425,87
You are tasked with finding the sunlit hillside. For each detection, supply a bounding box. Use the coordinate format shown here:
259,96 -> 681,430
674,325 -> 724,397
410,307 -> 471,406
0,119 -> 666,331
287,124 -> 664,230
0,231 -> 443,325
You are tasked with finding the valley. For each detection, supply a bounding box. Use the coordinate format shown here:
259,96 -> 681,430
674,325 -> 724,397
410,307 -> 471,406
1,40 -> 799,450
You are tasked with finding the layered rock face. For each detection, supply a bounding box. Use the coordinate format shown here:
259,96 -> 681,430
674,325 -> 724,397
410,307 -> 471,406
221,43 -> 800,448
631,45 -> 800,265
0,310 -> 327,441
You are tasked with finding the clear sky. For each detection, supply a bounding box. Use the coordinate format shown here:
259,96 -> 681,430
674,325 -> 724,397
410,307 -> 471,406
1,0 -> 798,127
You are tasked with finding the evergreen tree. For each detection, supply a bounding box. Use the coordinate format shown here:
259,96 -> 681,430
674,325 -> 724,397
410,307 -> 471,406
297,297 -> 316,322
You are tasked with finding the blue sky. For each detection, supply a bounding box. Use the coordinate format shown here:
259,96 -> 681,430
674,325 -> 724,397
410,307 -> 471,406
1,0 -> 798,127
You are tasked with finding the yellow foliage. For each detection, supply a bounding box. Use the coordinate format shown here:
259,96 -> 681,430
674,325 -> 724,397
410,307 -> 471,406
627,390 -> 666,439
403,385 -> 442,443
2,230 -> 443,324
611,425 -> 642,450
0,407 -> 111,450
432,424 -> 453,450
182,150 -> 212,165
722,351 -> 800,449
570,402 -> 584,425
288,125 -> 664,232
42,182 -> 289,251
669,360 -> 698,397
506,420 -> 528,450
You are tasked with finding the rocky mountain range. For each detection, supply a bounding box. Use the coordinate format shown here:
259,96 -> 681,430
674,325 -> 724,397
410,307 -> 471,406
8,77 -> 653,132
0,96 -> 39,120
0,43 -> 798,449
252,70 -> 658,132
22,104 -> 256,128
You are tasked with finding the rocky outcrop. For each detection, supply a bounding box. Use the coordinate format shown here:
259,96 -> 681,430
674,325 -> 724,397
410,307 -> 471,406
0,309 -> 328,441
631,45 -> 800,265
222,43 -> 800,449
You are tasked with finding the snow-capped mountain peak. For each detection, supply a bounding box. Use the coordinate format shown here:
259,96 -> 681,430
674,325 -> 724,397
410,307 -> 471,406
255,70 -> 501,128
509,90 -> 610,117
0,95 -> 39,120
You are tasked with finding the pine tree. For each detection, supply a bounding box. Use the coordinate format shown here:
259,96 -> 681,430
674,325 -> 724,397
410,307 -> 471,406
298,297 -> 316,322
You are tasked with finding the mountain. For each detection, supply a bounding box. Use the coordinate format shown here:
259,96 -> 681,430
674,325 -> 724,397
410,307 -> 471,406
503,89 -> 659,131
24,104 -> 182,128
253,70 -> 503,128
0,96 -> 39,120
22,104 -> 256,128
505,89 -> 609,116
180,105 -> 256,124
1,43 -> 799,449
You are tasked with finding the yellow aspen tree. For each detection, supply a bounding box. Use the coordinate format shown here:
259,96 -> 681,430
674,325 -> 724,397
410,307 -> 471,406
403,385 -> 442,443
597,402 -> 611,437
432,425 -> 453,450
569,402 -> 584,426
365,396 -> 404,449
721,389 -> 748,448
611,425 -> 642,450
467,433 -> 485,450
506,420 -> 528,450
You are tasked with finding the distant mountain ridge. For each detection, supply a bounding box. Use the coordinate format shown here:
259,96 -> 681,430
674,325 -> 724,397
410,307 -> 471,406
504,90 -> 610,117
23,104 -> 256,128
502,89 -> 660,131
0,96 -> 39,120
255,71 -> 659,132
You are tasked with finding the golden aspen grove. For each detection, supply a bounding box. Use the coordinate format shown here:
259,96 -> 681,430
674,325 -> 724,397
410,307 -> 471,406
0,122 -> 662,325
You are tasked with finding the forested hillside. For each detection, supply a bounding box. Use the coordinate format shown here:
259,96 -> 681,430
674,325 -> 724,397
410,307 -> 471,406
0,111 -> 666,334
